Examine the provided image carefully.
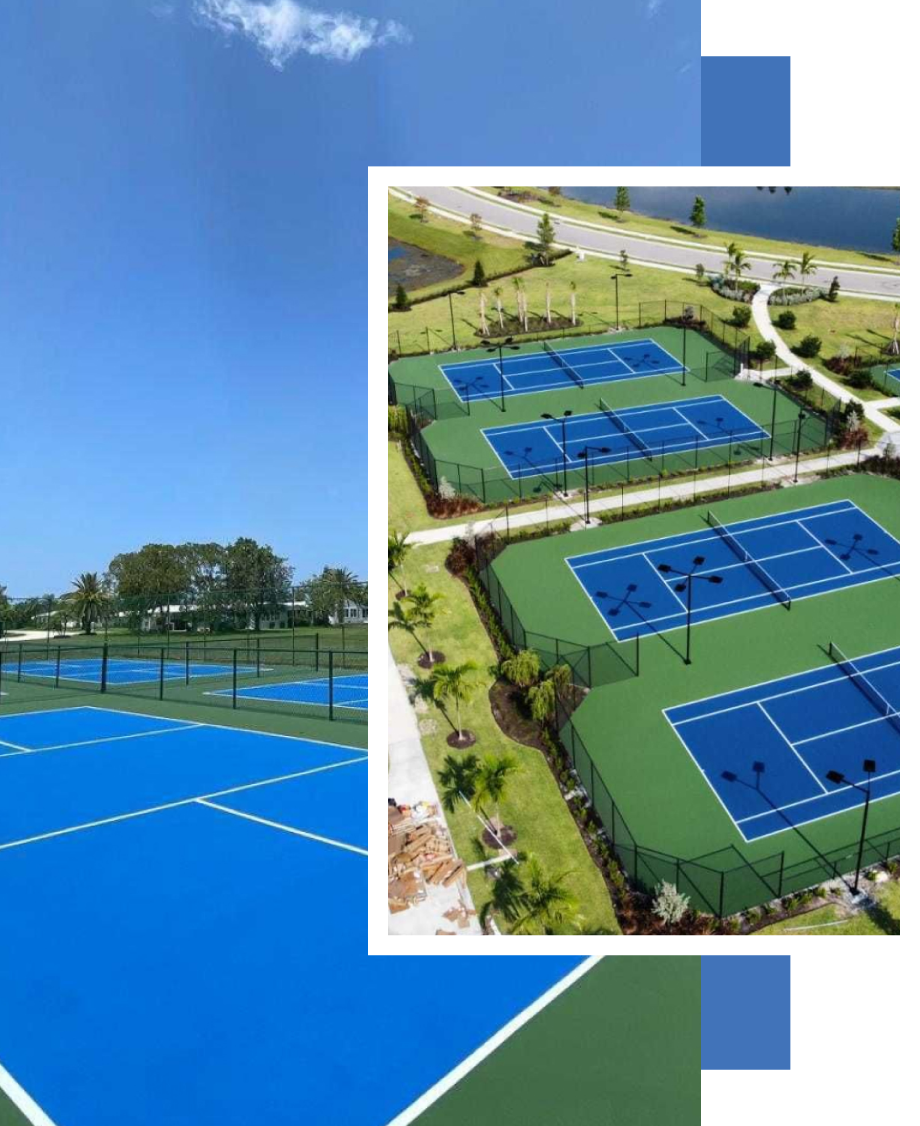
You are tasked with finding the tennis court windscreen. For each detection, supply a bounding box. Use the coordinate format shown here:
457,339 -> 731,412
706,512 -> 792,609
544,341 -> 584,388
829,642 -> 899,731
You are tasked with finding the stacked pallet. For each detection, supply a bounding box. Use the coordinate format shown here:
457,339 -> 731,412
388,801 -> 466,913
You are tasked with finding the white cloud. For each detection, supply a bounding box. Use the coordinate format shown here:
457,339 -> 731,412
194,0 -> 411,66
645,0 -> 664,16
150,1 -> 177,16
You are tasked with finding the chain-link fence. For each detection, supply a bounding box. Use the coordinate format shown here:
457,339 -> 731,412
0,642 -> 367,725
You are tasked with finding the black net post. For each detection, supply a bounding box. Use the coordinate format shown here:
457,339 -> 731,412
159,648 -> 165,701
101,644 -> 109,694
328,649 -> 335,722
55,645 -> 62,688
232,649 -> 238,710
185,640 -> 191,686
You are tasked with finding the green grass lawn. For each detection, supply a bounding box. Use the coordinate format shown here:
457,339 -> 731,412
484,473 -> 899,916
755,877 -> 899,934
769,294 -> 900,402
388,200 -> 768,356
388,544 -> 620,934
472,187 -> 901,270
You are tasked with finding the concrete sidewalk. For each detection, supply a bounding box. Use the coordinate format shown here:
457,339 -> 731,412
406,449 -> 863,547
387,646 -> 482,936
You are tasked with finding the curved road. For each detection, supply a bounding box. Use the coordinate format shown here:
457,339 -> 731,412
397,187 -> 900,299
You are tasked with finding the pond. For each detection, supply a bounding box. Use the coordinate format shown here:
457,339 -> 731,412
558,187 -> 899,254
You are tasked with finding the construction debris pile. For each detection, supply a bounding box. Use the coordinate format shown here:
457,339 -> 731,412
388,800 -> 469,918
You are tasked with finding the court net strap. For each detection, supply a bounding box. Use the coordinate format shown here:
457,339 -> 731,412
829,642 -> 900,732
543,341 -> 583,388
706,512 -> 792,609
599,396 -> 652,458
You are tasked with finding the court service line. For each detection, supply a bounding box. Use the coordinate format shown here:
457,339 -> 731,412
792,712 -> 897,745
795,519 -> 855,574
197,799 -> 367,855
756,703 -> 829,793
0,758 -> 366,853
385,956 -> 605,1126
0,722 -> 204,761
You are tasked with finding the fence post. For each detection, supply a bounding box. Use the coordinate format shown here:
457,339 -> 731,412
232,649 -> 238,710
185,640 -> 190,686
159,648 -> 165,701
55,645 -> 62,688
776,851 -> 785,899
101,644 -> 109,694
718,872 -> 725,919
328,649 -> 335,722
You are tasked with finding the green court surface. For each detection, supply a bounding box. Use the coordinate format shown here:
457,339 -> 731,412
484,474 -> 899,915
412,958 -> 700,1126
868,361 -> 900,396
390,327 -> 828,505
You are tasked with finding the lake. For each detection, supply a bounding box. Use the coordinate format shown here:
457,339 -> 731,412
558,187 -> 899,254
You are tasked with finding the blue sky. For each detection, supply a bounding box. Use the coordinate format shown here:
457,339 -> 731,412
0,0 -> 699,593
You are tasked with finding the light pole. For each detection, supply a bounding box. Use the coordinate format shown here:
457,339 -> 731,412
447,289 -> 465,351
576,445 -> 611,524
826,760 -> 877,896
793,408 -> 807,482
610,271 -> 632,330
658,558 -> 723,664
541,409 -> 573,492
481,336 -> 518,412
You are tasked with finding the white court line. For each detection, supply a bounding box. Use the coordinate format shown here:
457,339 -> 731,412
385,956 -> 604,1126
0,757 -> 365,854
792,712 -> 898,745
795,519 -> 854,574
0,1062 -> 60,1126
669,657 -> 902,726
756,702 -> 829,793
197,799 -> 367,856
672,407 -> 710,439
738,770 -> 900,824
0,722 -> 203,761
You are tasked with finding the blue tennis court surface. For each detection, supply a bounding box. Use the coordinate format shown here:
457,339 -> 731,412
888,366 -> 900,385
440,338 -> 685,401
0,704 -> 499,1126
568,499 -> 900,641
11,655 -> 255,684
665,648 -> 900,840
208,672 -> 368,710
482,395 -> 767,478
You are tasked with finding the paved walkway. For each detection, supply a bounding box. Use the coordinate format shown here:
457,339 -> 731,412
751,287 -> 900,439
387,646 -> 482,936
406,450 -> 864,546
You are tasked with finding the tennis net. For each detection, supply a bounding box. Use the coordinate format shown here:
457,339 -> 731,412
544,341 -> 584,388
706,512 -> 792,609
600,396 -> 653,457
829,642 -> 899,731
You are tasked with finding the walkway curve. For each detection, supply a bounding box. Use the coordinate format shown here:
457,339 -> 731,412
394,187 -> 900,300
751,287 -> 899,439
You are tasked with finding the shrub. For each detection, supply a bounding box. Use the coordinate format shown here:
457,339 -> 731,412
472,259 -> 486,287
711,275 -> 760,303
393,283 -> 411,311
774,310 -> 796,329
753,340 -> 776,362
768,286 -> 824,306
730,305 -> 752,328
501,649 -> 541,688
794,334 -> 822,359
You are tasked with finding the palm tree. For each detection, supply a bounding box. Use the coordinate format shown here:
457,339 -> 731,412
544,282 -> 552,325
471,752 -> 521,847
478,289 -> 488,336
511,276 -> 528,332
772,259 -> 796,303
65,572 -> 109,635
317,566 -> 365,628
723,241 -> 741,288
387,530 -> 411,596
890,302 -> 900,355
569,281 -> 577,327
509,859 -> 581,935
428,660 -> 481,743
436,753 -> 481,814
388,598 -> 421,652
798,251 -> 818,288
404,583 -> 444,665
731,246 -> 752,291
492,286 -> 505,332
